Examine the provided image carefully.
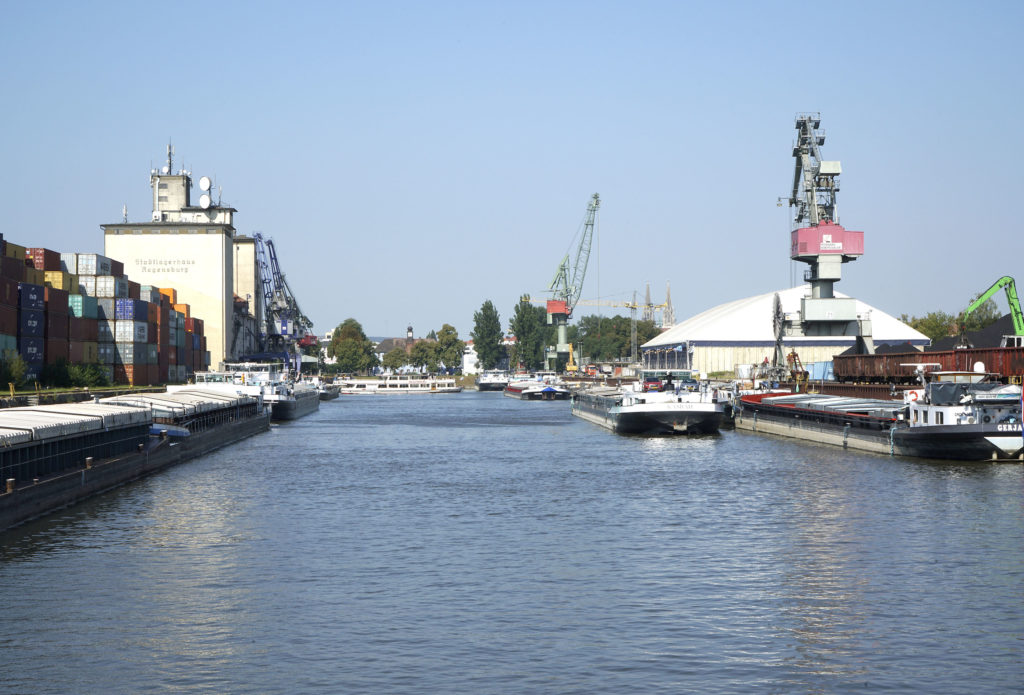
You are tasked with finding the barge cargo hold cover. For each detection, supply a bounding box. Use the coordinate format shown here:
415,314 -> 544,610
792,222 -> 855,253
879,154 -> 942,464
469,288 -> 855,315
0,390 -> 269,531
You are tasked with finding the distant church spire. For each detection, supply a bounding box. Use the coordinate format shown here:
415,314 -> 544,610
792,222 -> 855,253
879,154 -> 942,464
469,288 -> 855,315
663,281 -> 675,327
642,283 -> 653,322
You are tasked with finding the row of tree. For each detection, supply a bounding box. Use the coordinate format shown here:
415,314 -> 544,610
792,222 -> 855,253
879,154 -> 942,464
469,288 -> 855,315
470,297 -> 659,372
900,296 -> 1001,342
324,318 -> 466,374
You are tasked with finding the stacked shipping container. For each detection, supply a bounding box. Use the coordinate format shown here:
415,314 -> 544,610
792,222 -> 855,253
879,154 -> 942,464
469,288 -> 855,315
0,244 -> 211,387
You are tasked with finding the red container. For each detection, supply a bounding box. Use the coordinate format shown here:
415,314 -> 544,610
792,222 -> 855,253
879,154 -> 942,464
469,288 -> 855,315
45,313 -> 68,340
173,303 -> 190,318
158,362 -> 169,383
148,364 -> 158,385
126,280 -> 140,300
148,322 -> 158,344
68,316 -> 86,341
45,338 -> 69,365
146,301 -> 158,324
44,287 -> 69,314
1,256 -> 25,281
27,248 -> 61,271
0,276 -> 18,306
69,340 -> 85,363
0,304 -> 16,335
83,317 -> 98,342
110,259 -> 124,277
184,317 -> 204,336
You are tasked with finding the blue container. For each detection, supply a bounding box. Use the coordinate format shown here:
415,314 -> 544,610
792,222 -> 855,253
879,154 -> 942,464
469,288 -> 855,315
17,309 -> 44,338
17,336 -> 44,362
22,360 -> 43,384
115,342 -> 148,365
17,283 -> 45,311
115,298 -> 148,321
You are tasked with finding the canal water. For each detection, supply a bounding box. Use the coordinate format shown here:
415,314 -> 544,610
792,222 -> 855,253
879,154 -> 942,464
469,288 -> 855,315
1,392 -> 1022,694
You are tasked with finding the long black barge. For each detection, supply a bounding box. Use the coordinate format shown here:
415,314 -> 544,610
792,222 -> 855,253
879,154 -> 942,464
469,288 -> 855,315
0,390 -> 270,532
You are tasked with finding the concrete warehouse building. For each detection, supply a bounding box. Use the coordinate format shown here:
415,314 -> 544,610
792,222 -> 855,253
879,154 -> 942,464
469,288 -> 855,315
641,285 -> 929,374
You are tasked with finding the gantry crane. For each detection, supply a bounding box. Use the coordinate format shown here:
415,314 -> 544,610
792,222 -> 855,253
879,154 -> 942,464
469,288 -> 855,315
545,193 -> 599,369
252,233 -> 315,372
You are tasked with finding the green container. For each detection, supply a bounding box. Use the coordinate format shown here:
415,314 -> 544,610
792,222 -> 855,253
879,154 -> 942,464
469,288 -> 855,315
69,294 -> 98,319
0,333 -> 16,357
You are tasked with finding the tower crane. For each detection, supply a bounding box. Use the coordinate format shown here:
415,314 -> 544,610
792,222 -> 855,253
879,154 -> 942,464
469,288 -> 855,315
251,233 -> 315,373
545,193 -> 599,369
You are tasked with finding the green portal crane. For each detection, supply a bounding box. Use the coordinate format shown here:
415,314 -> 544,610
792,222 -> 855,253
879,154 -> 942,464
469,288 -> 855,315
958,276 -> 1024,346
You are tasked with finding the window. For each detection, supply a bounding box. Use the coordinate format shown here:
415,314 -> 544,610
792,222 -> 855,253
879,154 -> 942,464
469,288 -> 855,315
923,410 -> 928,424
158,195 -> 168,202
158,183 -> 168,189
936,412 -> 944,425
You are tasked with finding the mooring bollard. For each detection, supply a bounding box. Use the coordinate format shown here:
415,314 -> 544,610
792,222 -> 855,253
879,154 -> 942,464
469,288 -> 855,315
137,443 -> 144,452
6,478 -> 14,493
85,456 -> 93,469
33,478 -> 39,485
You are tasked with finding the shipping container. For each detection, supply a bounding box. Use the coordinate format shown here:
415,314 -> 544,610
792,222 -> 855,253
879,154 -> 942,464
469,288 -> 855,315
110,259 -> 124,277
114,298 -> 147,321
115,320 -> 148,344
24,268 -> 44,286
127,280 -> 140,300
0,276 -> 17,306
18,308 -> 44,338
96,297 -> 114,320
4,242 -> 26,261
44,270 -> 78,291
68,294 -> 98,319
159,287 -> 177,305
98,320 -> 115,343
82,340 -> 98,363
173,303 -> 190,318
69,316 -> 88,341
17,283 -> 45,311
139,285 -> 162,303
23,361 -> 42,385
94,275 -> 129,298
146,301 -> 159,324
0,333 -> 16,357
147,322 -> 157,344
17,336 -> 44,362
184,316 -> 204,335
147,344 -> 159,364
115,342 -> 148,365
68,340 -> 100,364
77,275 -> 96,296
44,287 -> 69,314
0,305 -> 15,335
148,364 -> 158,385
45,338 -> 69,365
60,252 -> 78,274
97,342 -> 116,364
77,253 -> 113,276
45,313 -> 68,340
27,248 -> 61,271
1,256 -> 25,282
113,364 -> 142,386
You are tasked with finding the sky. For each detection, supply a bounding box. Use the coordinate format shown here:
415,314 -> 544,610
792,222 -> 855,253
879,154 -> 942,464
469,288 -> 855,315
2,0 -> 1022,340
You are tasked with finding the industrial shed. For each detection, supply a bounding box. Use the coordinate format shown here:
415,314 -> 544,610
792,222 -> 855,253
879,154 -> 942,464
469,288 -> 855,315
641,286 -> 929,374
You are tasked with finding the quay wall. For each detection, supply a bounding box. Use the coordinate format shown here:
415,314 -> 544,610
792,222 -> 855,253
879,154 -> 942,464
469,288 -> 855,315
0,411 -> 269,532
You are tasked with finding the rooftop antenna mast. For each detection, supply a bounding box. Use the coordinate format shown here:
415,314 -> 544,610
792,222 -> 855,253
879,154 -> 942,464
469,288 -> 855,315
166,141 -> 174,174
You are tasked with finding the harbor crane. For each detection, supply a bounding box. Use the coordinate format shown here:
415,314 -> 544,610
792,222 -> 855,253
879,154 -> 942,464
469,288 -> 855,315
545,193 -> 600,369
956,276 -> 1024,348
252,233 -> 315,372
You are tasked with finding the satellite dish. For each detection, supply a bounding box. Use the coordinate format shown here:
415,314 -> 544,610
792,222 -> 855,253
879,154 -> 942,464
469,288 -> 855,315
199,193 -> 211,209
161,166 -> 170,174
199,176 -> 211,192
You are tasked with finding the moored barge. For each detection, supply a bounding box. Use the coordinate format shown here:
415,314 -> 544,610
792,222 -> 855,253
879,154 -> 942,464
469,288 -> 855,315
0,389 -> 270,531
572,381 -> 724,434
735,372 -> 1023,461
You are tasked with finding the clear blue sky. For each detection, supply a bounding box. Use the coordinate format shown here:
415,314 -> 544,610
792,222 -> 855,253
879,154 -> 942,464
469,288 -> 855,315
2,1 -> 1021,340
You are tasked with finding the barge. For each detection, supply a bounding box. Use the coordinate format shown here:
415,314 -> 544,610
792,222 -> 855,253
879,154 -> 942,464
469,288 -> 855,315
171,362 -> 320,420
476,370 -> 510,391
504,373 -> 570,400
735,371 -> 1023,461
0,389 -> 270,531
572,381 -> 724,434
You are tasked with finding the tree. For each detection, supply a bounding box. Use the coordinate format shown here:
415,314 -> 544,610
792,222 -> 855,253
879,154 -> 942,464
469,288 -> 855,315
426,329 -> 437,341
409,340 -> 440,373
571,314 -> 660,361
509,297 -> 544,370
382,347 -> 408,372
900,311 -> 956,342
962,296 -> 1001,333
327,318 -> 379,374
435,324 -> 465,372
471,300 -> 505,370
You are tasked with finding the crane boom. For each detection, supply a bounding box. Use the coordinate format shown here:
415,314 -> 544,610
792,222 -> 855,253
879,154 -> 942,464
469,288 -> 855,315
548,193 -> 600,318
962,276 -> 1024,336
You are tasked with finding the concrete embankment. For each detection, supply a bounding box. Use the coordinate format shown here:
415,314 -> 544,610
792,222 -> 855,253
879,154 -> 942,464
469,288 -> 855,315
0,412 -> 270,532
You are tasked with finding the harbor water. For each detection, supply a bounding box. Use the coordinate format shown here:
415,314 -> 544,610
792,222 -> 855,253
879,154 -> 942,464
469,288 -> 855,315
1,392 -> 1022,694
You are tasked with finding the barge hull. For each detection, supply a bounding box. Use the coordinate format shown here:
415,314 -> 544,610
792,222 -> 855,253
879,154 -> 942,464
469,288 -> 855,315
0,411 -> 270,532
272,391 -> 320,420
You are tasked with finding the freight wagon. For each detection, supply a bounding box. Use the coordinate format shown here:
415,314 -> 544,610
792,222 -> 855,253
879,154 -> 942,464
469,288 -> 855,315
833,347 -> 1024,384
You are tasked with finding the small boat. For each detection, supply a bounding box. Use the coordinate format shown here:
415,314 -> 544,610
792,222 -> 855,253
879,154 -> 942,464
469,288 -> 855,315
337,374 -> 463,394
302,376 -> 340,400
503,372 -> 570,400
572,378 -> 725,434
735,370 -> 1023,461
475,370 -> 510,391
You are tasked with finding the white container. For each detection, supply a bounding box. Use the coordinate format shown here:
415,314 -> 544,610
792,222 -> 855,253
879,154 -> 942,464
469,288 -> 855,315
60,253 -> 78,274
78,275 -> 96,296
95,275 -> 129,298
115,320 -> 148,343
78,253 -> 113,276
